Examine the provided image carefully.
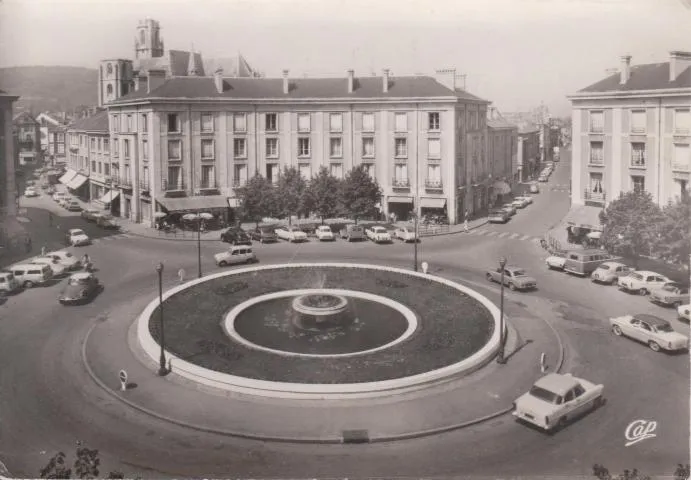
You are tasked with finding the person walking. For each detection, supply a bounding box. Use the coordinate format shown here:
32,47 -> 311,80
464,209 -> 470,233
48,212 -> 53,227
41,245 -> 46,257
25,236 -> 32,253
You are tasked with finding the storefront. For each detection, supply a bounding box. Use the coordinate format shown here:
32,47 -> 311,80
156,195 -> 232,227
95,190 -> 120,215
491,180 -> 512,207
66,173 -> 89,201
419,197 -> 447,220
563,205 -> 604,245
387,196 -> 414,221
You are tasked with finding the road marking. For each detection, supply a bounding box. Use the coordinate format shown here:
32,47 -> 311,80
509,233 -> 520,239
496,232 -> 509,238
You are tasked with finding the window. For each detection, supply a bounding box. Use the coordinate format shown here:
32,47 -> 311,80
470,111 -> 477,129
673,143 -> 690,171
142,166 -> 149,186
631,142 -> 646,167
90,138 -> 96,150
167,113 -> 180,133
106,84 -> 113,97
362,113 -> 375,132
330,163 -> 343,178
428,138 -> 441,158
265,113 -> 278,132
113,140 -> 119,156
329,113 -> 343,133
107,63 -> 113,75
104,163 -> 110,176
167,166 -> 182,189
142,139 -> 148,160
98,162 -> 102,174
589,141 -> 604,164
168,140 -> 181,160
201,139 -> 214,159
395,137 -> 407,158
631,110 -> 645,133
234,164 -> 248,186
362,163 -> 375,179
298,137 -> 311,157
91,161 -> 96,171
427,164 -> 441,185
57,133 -> 64,142
201,114 -> 214,132
631,175 -> 645,193
428,112 -> 440,130
141,114 -> 147,133
266,138 -> 279,158
394,113 -> 407,132
299,164 -> 311,179
200,165 -> 215,188
394,164 -> 408,183
103,139 -> 109,153
330,137 -> 343,158
123,139 -> 130,159
675,179 -> 689,199
362,137 -> 375,157
589,172 -> 603,193
298,113 -> 311,132
233,113 -> 246,133
674,109 -> 690,134
589,111 -> 604,133
266,164 -> 278,184
111,115 -> 119,133
126,115 -> 133,132
58,144 -> 65,154
233,138 -> 247,158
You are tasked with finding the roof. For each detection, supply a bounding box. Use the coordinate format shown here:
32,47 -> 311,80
69,110 -> 109,132
13,111 -> 39,125
534,373 -> 579,396
632,270 -> 663,276
632,314 -> 669,326
487,118 -> 516,129
204,54 -> 257,78
518,122 -> 540,134
579,62 -> 691,93
134,50 -> 205,77
112,75 -> 477,103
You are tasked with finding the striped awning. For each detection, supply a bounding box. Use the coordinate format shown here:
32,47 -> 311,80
58,169 -> 77,185
67,174 -> 88,190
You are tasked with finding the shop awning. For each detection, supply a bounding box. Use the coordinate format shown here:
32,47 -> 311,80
388,196 -> 413,204
563,205 -> 604,231
58,169 -> 77,185
157,195 -> 230,213
67,174 -> 88,190
97,190 -> 120,204
227,198 -> 241,208
492,181 -> 511,195
420,198 -> 447,209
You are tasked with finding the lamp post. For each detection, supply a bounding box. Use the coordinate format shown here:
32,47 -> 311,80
197,210 -> 202,279
155,262 -> 168,376
412,208 -> 419,272
497,256 -> 507,364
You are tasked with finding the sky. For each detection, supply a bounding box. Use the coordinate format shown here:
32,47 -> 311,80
0,0 -> 689,115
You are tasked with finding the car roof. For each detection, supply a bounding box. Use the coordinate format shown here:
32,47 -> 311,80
633,270 -> 663,276
599,261 -> 626,268
534,373 -> 579,396
70,272 -> 93,280
633,314 -> 669,326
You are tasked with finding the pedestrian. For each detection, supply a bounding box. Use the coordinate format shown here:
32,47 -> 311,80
48,212 -> 53,227
464,209 -> 470,233
25,236 -> 32,253
178,268 -> 185,283
41,245 -> 46,257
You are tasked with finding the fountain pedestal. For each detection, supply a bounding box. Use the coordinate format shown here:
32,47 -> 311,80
291,294 -> 353,332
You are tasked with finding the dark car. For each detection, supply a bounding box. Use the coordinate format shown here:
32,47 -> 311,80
95,213 -> 120,230
488,209 -> 510,224
250,226 -> 278,243
81,208 -> 101,222
220,228 -> 252,245
59,272 -> 102,305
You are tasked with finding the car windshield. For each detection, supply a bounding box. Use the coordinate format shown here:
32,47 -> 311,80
631,273 -> 643,281
512,269 -> 527,277
261,228 -> 274,233
68,277 -> 89,286
373,227 -> 385,233
318,227 -> 331,232
656,324 -> 674,333
529,386 -> 560,404
598,264 -> 610,271
63,252 -> 73,258
71,230 -> 85,236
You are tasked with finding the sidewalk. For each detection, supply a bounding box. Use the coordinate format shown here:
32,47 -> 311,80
83,289 -> 563,443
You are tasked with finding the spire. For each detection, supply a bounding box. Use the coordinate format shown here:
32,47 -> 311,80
187,44 -> 201,76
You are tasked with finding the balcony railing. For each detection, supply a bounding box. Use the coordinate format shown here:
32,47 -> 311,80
163,179 -> 186,191
197,180 -> 219,190
139,179 -> 150,191
672,162 -> 690,172
115,177 -> 133,189
391,178 -> 410,188
425,180 -> 443,191
584,189 -> 606,206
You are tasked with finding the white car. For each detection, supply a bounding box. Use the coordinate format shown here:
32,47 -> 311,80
275,226 -> 308,243
24,187 -> 39,197
43,250 -> 81,270
394,226 -> 418,243
518,195 -> 533,205
315,225 -> 335,241
610,313 -> 689,352
52,191 -> 68,203
545,252 -> 567,270
678,304 -> 690,322
617,270 -> 670,295
365,226 -> 392,244
30,256 -> 68,277
529,183 -> 539,194
511,197 -> 530,209
66,228 -> 91,246
513,373 -> 604,432
214,245 -> 257,267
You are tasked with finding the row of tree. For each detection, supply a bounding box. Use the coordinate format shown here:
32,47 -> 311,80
599,191 -> 690,270
236,165 -> 383,225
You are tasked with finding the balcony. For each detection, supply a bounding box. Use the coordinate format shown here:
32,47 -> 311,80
425,180 -> 443,191
139,179 -> 151,195
162,180 -> 187,197
584,189 -> 606,206
672,162 -> 690,172
196,180 -> 220,195
115,177 -> 133,190
391,178 -> 410,189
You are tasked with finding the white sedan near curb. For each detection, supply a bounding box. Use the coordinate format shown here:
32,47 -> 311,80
393,226 -> 419,243
275,226 -> 308,243
545,252 -> 567,270
610,313 -> 688,352
315,225 -> 335,241
66,228 -> 91,247
678,304 -> 690,322
365,226 -> 392,244
30,257 -> 68,277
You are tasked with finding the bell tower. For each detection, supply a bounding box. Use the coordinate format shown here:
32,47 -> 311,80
135,18 -> 164,59
98,59 -> 134,107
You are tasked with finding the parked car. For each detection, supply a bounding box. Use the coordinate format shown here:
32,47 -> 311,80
0,272 -> 21,295
618,271 -> 670,295
275,225 -> 308,243
393,226 -> 419,243
501,204 -> 517,216
52,192 -> 68,203
365,225 -> 392,243
250,226 -> 278,243
58,196 -> 72,208
513,373 -> 604,432
678,304 -> 690,322
511,197 -> 530,209
6,263 -> 53,288
545,251 -> 567,271
315,225 -> 335,241
609,313 -> 688,352
95,213 -> 119,229
538,175 -> 548,183
590,261 -> 633,285
43,185 -> 55,195
81,208 -> 101,222
24,187 -> 39,197
214,245 -> 257,267
42,250 -> 81,270
340,224 -> 365,242
30,256 -> 68,277
59,272 -> 102,305
66,228 -> 91,247
220,228 -> 253,245
488,209 -> 510,224
65,200 -> 82,212
649,282 -> 690,307
563,249 -> 620,277
486,265 -> 537,291
529,183 -> 540,194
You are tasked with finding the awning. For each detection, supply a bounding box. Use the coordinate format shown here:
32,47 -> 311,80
420,198 -> 447,209
388,196 -> 413,204
227,198 -> 241,208
492,181 -> 511,195
67,174 -> 88,190
58,169 -> 77,185
157,195 -> 230,212
563,205 -> 603,231
97,190 -> 120,204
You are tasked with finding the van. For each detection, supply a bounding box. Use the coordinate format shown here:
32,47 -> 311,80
0,271 -> 21,294
340,224 -> 365,242
563,249 -> 620,277
7,263 -> 53,288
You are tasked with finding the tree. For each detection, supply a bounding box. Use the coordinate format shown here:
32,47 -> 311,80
275,166 -> 307,225
303,167 -> 341,224
599,191 -> 663,268
592,463 -> 689,480
235,172 -> 276,226
654,195 -> 691,271
339,165 -> 382,224
40,443 -> 125,479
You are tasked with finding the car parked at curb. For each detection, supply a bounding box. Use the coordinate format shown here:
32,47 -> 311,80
488,209 -> 510,224
590,261 -> 633,285
42,250 -> 81,270
678,304 -> 690,322
65,228 -> 91,247
486,265 -> 537,291
214,245 -> 257,267
545,251 -> 567,271
220,228 -> 252,245
649,282 -> 689,308
275,225 -> 308,243
6,263 -> 53,288
609,313 -> 688,352
95,213 -> 119,230
501,204 -> 517,216
0,272 -> 22,295
513,373 -> 604,432
365,225 -> 392,244
339,224 -> 365,242
529,183 -> 540,193
393,226 -> 418,243
250,226 -> 278,243
30,256 -> 68,277
65,200 -> 82,212
59,272 -> 102,305
315,225 -> 336,241
511,197 -> 530,209
81,208 -> 101,222
52,191 -> 68,203
618,271 -> 670,295
24,187 -> 39,197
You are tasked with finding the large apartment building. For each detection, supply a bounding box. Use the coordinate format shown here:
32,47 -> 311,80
567,51 -> 691,230
1,90 -> 19,217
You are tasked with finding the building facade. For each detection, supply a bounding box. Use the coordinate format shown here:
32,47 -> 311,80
36,113 -> 68,166
1,90 -> 19,217
13,112 -> 41,166
487,111 -> 518,203
517,124 -> 540,182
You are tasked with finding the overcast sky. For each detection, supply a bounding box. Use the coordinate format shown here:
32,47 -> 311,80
0,0 -> 689,115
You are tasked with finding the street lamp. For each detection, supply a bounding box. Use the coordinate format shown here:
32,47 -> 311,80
497,256 -> 507,364
155,262 -> 168,376
411,208 -> 419,272
197,210 -> 202,279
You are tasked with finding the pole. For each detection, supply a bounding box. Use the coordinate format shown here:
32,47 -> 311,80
497,256 -> 507,364
197,210 -> 202,279
156,263 -> 167,376
413,211 -> 418,272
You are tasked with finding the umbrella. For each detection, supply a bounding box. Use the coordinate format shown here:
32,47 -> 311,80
154,212 -> 167,219
587,231 -> 602,240
199,212 -> 213,220
182,213 -> 199,221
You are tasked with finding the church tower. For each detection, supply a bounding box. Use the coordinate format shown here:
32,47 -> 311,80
135,18 -> 164,59
98,59 -> 134,107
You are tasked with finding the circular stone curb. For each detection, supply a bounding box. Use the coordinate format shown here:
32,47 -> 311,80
136,263 -> 502,399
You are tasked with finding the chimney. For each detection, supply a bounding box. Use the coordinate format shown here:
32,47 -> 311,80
135,74 -> 147,92
620,55 -> 631,85
347,70 -> 354,93
282,70 -> 289,94
147,69 -> 166,93
382,69 -> 390,93
669,51 -> 691,82
214,68 -> 224,94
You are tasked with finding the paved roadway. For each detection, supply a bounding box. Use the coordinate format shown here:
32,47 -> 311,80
1,155 -> 688,478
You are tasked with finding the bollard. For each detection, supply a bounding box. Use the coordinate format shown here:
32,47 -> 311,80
118,370 -> 128,391
178,268 -> 185,283
421,262 -> 429,274
540,353 -> 547,373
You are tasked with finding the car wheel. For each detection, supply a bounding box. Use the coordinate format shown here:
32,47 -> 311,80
218,261 -> 227,267
24,281 -> 34,288
593,397 -> 604,410
557,416 -> 568,430
608,278 -> 616,285
612,325 -> 623,336
508,282 -> 517,291
673,301 -> 682,308
648,341 -> 661,352
638,288 -> 648,295
486,273 -> 493,282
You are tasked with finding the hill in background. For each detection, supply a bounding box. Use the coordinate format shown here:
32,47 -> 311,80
0,66 -> 98,114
